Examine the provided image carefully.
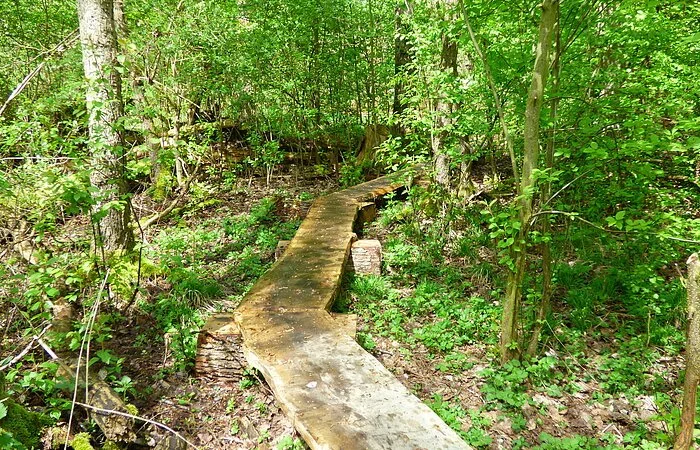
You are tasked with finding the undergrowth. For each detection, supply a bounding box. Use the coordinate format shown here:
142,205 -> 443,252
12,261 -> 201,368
347,188 -> 690,448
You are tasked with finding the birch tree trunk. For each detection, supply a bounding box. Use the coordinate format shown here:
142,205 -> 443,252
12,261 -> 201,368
500,0 -> 558,363
77,0 -> 134,251
432,0 -> 458,188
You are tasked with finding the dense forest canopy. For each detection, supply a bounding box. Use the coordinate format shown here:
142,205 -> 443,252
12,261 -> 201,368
1,0 -> 700,449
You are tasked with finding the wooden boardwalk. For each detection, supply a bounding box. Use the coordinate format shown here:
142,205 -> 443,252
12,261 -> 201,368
202,172 -> 470,450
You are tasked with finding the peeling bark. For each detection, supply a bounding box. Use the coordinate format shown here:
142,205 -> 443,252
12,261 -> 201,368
77,0 -> 134,251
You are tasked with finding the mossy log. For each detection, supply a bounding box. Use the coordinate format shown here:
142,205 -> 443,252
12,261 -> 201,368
0,396 -> 51,449
39,342 -> 136,443
55,360 -> 136,442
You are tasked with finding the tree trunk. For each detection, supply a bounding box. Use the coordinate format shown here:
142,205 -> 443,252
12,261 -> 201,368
459,0 -> 518,182
527,1 -> 561,357
432,1 -> 458,188
675,253 -> 700,450
500,0 -> 558,364
77,0 -> 134,252
113,0 -> 125,36
391,1 -> 413,135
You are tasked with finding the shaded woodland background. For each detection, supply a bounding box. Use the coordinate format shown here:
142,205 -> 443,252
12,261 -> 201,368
1,0 -> 700,448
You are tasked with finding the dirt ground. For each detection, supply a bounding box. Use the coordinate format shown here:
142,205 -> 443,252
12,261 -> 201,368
0,168 -> 682,449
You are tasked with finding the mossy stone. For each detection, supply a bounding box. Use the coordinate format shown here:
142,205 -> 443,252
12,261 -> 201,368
0,398 -> 51,449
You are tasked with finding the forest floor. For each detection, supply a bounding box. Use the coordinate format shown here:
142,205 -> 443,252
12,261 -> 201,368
117,170 -> 337,450
0,166 -> 685,450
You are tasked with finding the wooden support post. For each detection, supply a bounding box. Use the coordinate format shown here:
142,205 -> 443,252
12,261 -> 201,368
358,202 -> 377,225
195,314 -> 246,381
275,240 -> 290,260
348,239 -> 382,276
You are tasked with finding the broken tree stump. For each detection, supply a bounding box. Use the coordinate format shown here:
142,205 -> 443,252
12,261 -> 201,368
195,313 -> 246,381
349,239 -> 382,276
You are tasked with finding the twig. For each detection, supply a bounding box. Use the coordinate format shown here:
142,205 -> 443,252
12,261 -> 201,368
542,166 -> 601,208
0,156 -> 78,162
0,324 -> 52,371
138,166 -> 199,230
37,338 -> 59,359
659,235 -> 700,244
64,270 -> 110,450
0,30 -> 79,117
72,402 -> 200,450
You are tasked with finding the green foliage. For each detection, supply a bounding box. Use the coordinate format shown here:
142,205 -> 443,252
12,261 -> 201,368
0,431 -> 25,450
0,162 -> 93,237
338,157 -> 365,188
239,369 -> 259,390
277,435 -> 305,450
1,0 -> 699,447
0,396 -> 51,449
427,394 -> 465,428
70,432 -> 95,450
481,357 -> 559,411
247,132 -> 284,185
142,295 -> 205,372
530,433 -> 602,450
427,395 -> 492,448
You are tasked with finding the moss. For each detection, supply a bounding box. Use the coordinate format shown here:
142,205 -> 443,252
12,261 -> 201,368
0,398 -> 51,449
124,404 -> 138,416
151,171 -> 173,202
70,432 -> 94,450
101,441 -> 121,450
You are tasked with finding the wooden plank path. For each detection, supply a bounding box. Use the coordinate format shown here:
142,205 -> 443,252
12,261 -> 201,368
201,171 -> 471,450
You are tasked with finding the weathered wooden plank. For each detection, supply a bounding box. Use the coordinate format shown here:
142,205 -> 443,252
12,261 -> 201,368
199,169 -> 470,450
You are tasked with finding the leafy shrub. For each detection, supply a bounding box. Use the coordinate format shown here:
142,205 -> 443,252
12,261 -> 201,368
142,295 -> 204,372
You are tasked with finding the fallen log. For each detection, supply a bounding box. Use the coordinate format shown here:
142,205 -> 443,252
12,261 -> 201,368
38,340 -> 136,442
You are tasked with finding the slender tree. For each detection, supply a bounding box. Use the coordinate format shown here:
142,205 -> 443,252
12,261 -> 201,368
526,0 -> 561,356
675,253 -> 700,450
77,0 -> 134,251
500,0 -> 558,363
392,0 -> 413,125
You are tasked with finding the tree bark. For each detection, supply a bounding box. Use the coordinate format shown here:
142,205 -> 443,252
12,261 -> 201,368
675,253 -> 700,450
432,0 -> 458,188
391,0 -> 413,134
113,0 -> 125,36
500,0 -> 558,364
77,0 -> 134,251
527,0 -> 561,357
